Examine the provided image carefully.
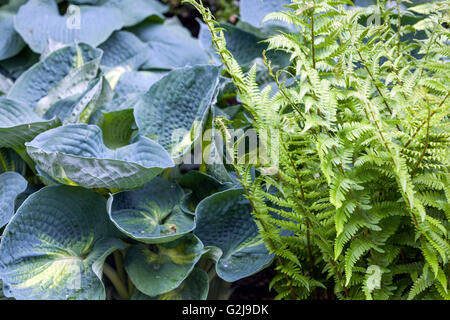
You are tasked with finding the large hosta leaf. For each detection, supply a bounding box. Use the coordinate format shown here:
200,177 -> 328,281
194,189 -> 274,282
125,234 -> 204,297
0,98 -> 60,148
14,0 -> 122,53
0,186 -> 124,300
0,172 -> 27,228
130,18 -> 210,70
8,43 -> 102,108
134,65 -> 220,158
108,177 -> 195,243
131,268 -> 209,300
26,124 -> 174,190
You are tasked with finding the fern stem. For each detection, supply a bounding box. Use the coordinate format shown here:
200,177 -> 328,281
355,47 -> 402,132
410,106 -> 431,178
311,5 -> 316,70
404,91 -> 449,148
395,0 -> 402,58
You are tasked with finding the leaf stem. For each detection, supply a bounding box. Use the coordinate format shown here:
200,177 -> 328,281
103,263 -> 130,300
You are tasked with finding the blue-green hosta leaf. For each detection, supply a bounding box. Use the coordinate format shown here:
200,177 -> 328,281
26,124 -> 174,190
0,1 -> 26,61
240,0 -> 291,28
108,177 -> 195,243
125,234 -> 204,297
0,98 -> 60,148
195,189 -> 274,282
99,31 -> 149,70
102,0 -> 167,27
8,43 -> 102,108
178,171 -> 235,214
134,64 -> 220,158
130,18 -> 211,70
0,148 -> 26,174
131,268 -> 209,300
0,172 -> 27,227
14,0 -> 122,53
0,185 -> 124,300
106,70 -> 165,97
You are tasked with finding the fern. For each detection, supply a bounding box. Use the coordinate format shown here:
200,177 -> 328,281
184,0 -> 450,300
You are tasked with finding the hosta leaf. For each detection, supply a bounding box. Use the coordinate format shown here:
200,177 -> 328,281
108,177 -> 195,243
178,171 -> 235,214
8,43 -> 102,108
103,0 -> 167,27
131,268 -> 209,300
43,75 -> 113,124
0,98 -> 60,148
199,22 -> 288,67
14,0 -> 122,53
26,124 -> 174,190
194,189 -> 274,282
130,18 -> 211,70
99,31 -> 149,70
134,64 -> 220,158
240,0 -> 291,28
0,185 -> 124,300
0,1 -> 26,61
106,70 -> 164,96
125,234 -> 204,297
0,172 -> 27,227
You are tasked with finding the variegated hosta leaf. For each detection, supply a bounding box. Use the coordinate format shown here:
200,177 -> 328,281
0,172 -> 27,227
0,98 -> 60,148
43,75 -> 113,124
26,124 -> 174,190
131,268 -> 209,300
0,185 -> 124,300
125,234 -> 204,297
130,18 -> 211,70
0,148 -> 26,175
0,1 -> 26,60
134,64 -> 220,159
108,177 -> 195,243
8,43 -> 102,108
195,189 -> 274,282
178,171 -> 235,214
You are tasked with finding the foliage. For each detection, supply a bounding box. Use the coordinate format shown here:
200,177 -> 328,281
184,0 -> 450,300
0,0 -> 280,300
